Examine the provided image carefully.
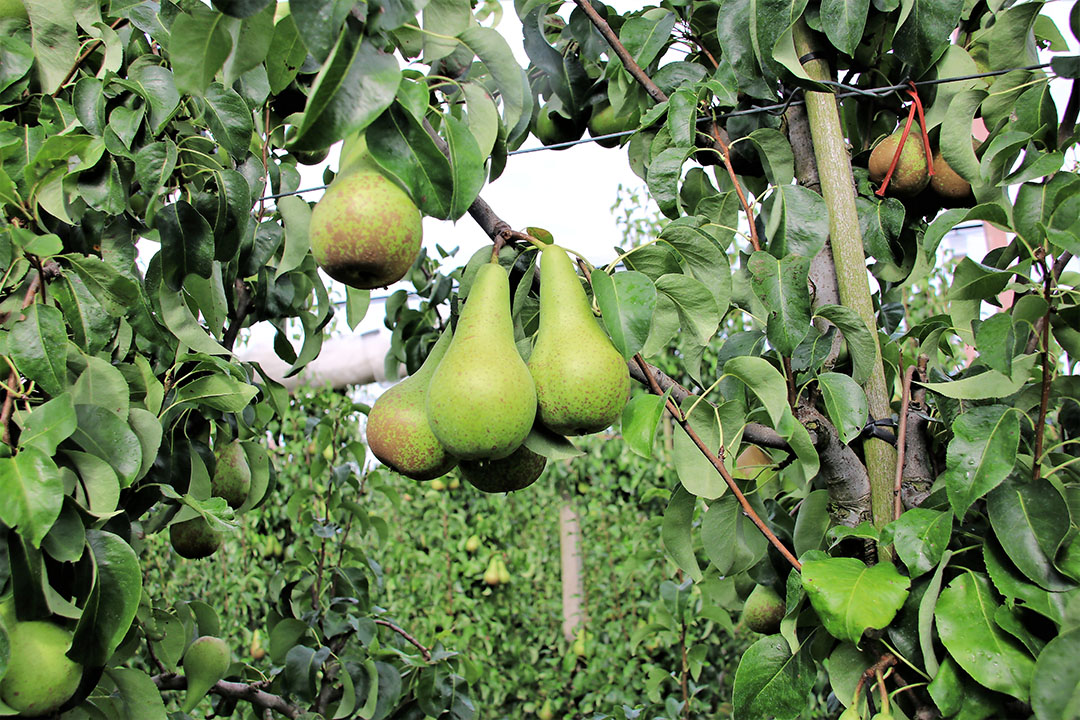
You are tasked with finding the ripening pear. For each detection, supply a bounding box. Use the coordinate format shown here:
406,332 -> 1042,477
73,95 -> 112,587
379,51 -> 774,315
483,556 -> 501,586
459,444 -> 546,493
529,244 -> 630,435
426,262 -> 537,460
212,440 -> 251,509
170,516 -> 223,559
868,129 -> 930,196
366,329 -> 457,481
930,150 -> 972,201
0,621 -> 82,716
309,168 -> 423,289
742,584 -> 786,634
496,556 -> 510,584
181,636 -> 231,712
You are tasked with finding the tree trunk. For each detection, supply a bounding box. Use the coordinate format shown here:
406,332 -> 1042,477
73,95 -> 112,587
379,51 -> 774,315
559,499 -> 586,642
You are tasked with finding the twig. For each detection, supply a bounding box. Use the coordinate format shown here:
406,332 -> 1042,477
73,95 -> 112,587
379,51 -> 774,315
1,270 -> 46,445
893,365 -> 916,521
709,124 -> 761,252
634,356 -> 802,571
222,280 -> 252,352
375,618 -> 431,661
1033,256 -> 1055,481
852,654 -> 897,710
571,0 -> 669,104
153,673 -> 302,719
53,18 -> 129,95
1025,251 -> 1071,354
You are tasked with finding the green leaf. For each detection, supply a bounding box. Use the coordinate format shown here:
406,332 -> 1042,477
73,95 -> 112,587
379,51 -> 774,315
169,6 -> 233,96
592,270 -> 657,360
62,254 -> 140,317
621,391 -> 669,459
746,128 -> 794,186
672,398 -> 727,499
170,375 -> 258,413
23,0 -> 80,94
441,114 -> 485,221
10,303 -> 68,396
762,184 -> 829,258
276,195 -> 311,279
16,393 -> 76,455
158,288 -> 229,356
816,373 -> 868,445
1031,628 -> 1080,720
655,273 -> 719,345
0,448 -> 64,547
70,404 -> 142,488
290,33 -> 400,151
975,313 -> 1016,376
658,219 -> 732,311
647,147 -> 689,219
935,570 -> 1035,702
919,353 -> 1038,399
203,83 -> 254,161
619,8 -> 676,68
820,0 -> 870,55
522,423 -> 582,460
948,256 -> 1014,301
792,489 -> 831,558
983,541 -> 1066,625
157,201 -> 215,291
107,667 -> 169,720
66,450 -> 120,517
70,530 -> 142,667
662,485 -> 702,582
269,618 -> 310,664
892,0 -> 964,72
941,405 -> 1020,519
801,556 -> 910,644
732,634 -> 817,720
345,287 -> 370,330
881,508 -> 953,578
222,3 -> 275,84
457,27 -> 527,139
748,251 -> 811,357
724,356 -> 787,428
987,474 -> 1074,591
701,494 -> 768,575
367,101 -> 454,220
987,1 -> 1043,70
813,305 -> 876,386
72,355 -> 130,418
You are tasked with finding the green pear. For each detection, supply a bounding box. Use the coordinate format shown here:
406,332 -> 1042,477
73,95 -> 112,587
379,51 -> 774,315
868,129 -> 930,197
483,556 -> 500,586
533,105 -> 584,148
529,245 -> 630,435
366,329 -> 457,481
0,621 -> 82,716
0,0 -> 27,20
170,516 -> 223,559
459,444 -> 546,493
538,698 -> 554,720
212,440 -> 251,509
496,556 -> 510,584
465,534 -> 481,553
742,584 -> 786,634
426,262 -> 537,460
309,169 -> 422,289
587,103 -> 632,148
181,635 -> 230,713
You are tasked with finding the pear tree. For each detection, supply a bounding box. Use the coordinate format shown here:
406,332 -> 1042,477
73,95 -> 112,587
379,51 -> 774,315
0,0 -> 1078,718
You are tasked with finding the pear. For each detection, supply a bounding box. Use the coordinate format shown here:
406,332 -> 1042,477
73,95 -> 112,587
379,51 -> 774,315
483,556 -> 501,586
496,556 -> 510,584
426,262 -> 537,460
588,103 -> 631,148
929,150 -> 972,201
538,699 -> 555,720
533,105 -> 584,148
170,516 -> 223,559
459,444 -> 546,493
529,245 -> 630,435
742,584 -> 786,634
0,621 -> 82,717
181,635 -> 230,712
366,329 -> 457,481
868,129 -> 930,197
309,169 -> 422,289
212,440 -> 251,509
465,534 -> 481,553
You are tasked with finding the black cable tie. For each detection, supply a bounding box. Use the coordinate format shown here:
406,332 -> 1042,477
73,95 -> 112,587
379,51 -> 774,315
798,51 -> 828,65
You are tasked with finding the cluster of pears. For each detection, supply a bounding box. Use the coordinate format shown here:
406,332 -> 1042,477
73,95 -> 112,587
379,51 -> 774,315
483,555 -> 511,586
308,137 -> 423,290
169,439 -> 252,560
366,242 -> 630,492
0,600 -> 83,717
868,127 -> 973,202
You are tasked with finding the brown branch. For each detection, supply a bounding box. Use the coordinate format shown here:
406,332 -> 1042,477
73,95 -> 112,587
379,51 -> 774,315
709,124 -> 761,252
153,673 -> 302,719
852,653 -> 897,711
1033,257 -> 1055,481
1025,251 -> 1071,354
53,18 -> 129,96
571,0 -> 669,104
900,356 -> 933,511
795,405 -> 872,528
634,356 -> 803,571
375,618 -> 431,661
893,365 -> 916,521
223,280 -> 252,352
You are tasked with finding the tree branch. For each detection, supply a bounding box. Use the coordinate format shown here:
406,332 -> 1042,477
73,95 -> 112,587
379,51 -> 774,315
153,673 -> 302,719
901,355 -> 933,511
571,0 -> 669,104
708,124 -> 760,252
893,365 -> 916,521
53,18 -> 129,96
376,618 -> 432,661
794,405 -> 872,529
223,279 -> 252,352
1,265 -> 53,445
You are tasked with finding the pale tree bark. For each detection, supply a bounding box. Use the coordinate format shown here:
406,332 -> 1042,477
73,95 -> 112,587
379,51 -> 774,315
559,499 -> 587,642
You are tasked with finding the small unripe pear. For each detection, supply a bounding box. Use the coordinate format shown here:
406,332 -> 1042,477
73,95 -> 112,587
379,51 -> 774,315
587,103 -> 632,148
465,534 -> 481,553
742,585 -> 786,634
181,636 -> 230,712
170,516 -> 223,560
538,699 -> 554,720
212,440 -> 251,509
483,556 -> 500,586
571,628 -> 586,656
496,556 -> 510,584
309,169 -> 423,289
0,621 -> 82,717
431,478 -> 446,491
868,130 -> 930,197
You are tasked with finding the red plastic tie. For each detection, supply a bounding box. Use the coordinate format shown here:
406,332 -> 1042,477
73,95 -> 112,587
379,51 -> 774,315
907,82 -> 934,177
875,102 -> 918,197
